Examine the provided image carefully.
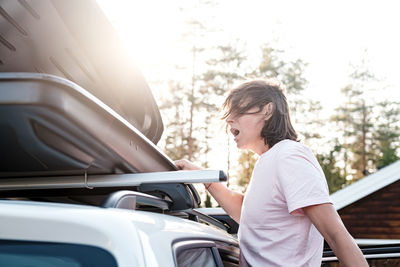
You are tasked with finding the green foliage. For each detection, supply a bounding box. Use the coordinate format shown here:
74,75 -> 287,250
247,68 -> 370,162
250,44 -> 323,146
204,193 -> 212,208
160,0 -> 216,163
161,81 -> 201,161
330,67 -> 376,180
253,44 -> 308,96
329,60 -> 400,183
236,150 -> 257,191
316,142 -> 347,193
200,42 -> 248,178
377,146 -> 399,168
373,101 -> 400,168
203,42 -> 247,92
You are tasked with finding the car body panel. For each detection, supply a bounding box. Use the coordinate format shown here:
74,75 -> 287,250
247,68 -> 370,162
0,200 -> 238,267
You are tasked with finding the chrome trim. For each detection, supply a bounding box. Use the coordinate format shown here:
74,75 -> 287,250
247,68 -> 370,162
182,209 -> 228,231
355,239 -> 400,246
323,253 -> 400,262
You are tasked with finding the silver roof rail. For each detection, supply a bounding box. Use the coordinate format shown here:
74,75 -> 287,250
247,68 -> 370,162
102,190 -> 171,211
0,170 -> 227,191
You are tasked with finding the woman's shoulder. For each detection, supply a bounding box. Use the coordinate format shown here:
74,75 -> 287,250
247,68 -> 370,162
274,139 -> 312,158
259,140 -> 313,163
276,139 -> 304,150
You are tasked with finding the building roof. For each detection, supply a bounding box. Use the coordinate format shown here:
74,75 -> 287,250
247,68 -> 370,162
331,160 -> 400,210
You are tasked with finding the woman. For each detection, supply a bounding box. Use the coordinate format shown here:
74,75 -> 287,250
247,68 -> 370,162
175,80 -> 367,266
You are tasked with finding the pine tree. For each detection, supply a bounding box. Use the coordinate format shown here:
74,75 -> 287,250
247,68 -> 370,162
200,42 -> 247,183
161,81 -> 201,160
251,44 -> 323,144
373,101 -> 400,168
316,141 -> 347,193
252,44 -> 307,96
159,0 -> 216,163
331,65 -> 376,180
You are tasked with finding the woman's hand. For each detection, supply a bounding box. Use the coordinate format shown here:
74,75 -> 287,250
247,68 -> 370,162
175,159 -> 244,222
175,159 -> 211,190
174,159 -> 203,171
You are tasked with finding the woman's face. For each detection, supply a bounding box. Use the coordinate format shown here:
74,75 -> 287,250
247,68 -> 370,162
226,106 -> 269,155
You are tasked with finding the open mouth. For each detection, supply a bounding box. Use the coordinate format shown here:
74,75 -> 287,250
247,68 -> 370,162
230,128 -> 240,137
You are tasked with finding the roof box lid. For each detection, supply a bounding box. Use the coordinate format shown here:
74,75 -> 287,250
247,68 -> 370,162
0,73 -> 175,177
0,0 -> 163,143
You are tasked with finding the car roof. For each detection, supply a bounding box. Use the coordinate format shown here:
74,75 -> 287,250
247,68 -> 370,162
0,200 -> 237,248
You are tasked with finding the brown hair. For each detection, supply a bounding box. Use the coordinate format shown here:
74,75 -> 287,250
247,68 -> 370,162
222,79 -> 298,148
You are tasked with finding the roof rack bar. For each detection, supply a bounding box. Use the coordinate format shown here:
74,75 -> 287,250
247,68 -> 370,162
0,170 -> 227,191
102,190 -> 171,211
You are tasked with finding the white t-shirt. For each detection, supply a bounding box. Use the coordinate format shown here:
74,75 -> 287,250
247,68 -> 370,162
238,139 -> 331,267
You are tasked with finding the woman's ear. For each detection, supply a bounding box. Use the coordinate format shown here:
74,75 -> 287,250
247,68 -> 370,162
264,102 -> 274,121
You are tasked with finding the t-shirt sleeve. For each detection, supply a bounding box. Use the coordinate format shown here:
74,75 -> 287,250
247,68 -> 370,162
277,146 -> 332,216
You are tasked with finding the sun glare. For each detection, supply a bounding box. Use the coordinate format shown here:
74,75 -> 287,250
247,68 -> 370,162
97,0 -> 185,77
98,0 -> 400,110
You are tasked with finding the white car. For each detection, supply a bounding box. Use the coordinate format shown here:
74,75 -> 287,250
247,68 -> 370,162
0,1 -> 399,266
0,200 -> 239,267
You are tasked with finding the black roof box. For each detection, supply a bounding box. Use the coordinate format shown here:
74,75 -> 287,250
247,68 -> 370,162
0,73 -> 175,177
0,0 -> 163,143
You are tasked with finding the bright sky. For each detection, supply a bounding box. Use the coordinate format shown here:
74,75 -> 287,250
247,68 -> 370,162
97,0 -> 400,173
98,0 -> 400,111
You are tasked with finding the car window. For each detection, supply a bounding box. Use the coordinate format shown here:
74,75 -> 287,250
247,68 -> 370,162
0,240 -> 117,267
174,240 -> 224,267
177,247 -> 217,267
215,242 -> 240,267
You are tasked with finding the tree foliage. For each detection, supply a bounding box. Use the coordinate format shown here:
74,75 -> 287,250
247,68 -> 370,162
236,150 -> 257,192
373,101 -> 400,168
160,0 -> 215,163
328,61 -> 400,185
331,64 -> 382,180
316,141 -> 347,193
200,42 -> 247,181
161,81 -> 201,160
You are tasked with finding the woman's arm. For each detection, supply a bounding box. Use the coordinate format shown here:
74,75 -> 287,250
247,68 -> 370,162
205,183 -> 244,223
175,159 -> 244,223
303,203 -> 368,267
